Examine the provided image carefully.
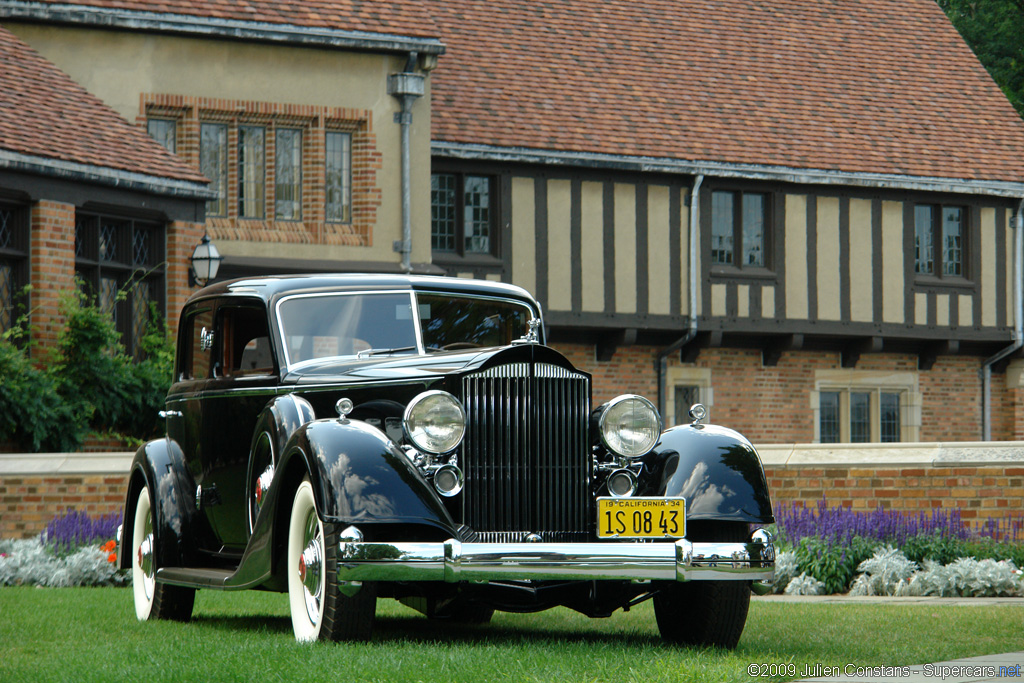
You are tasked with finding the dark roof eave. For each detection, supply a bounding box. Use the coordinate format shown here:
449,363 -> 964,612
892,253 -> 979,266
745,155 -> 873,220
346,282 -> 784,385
433,141 -> 1024,199
0,149 -> 215,200
0,1 -> 446,55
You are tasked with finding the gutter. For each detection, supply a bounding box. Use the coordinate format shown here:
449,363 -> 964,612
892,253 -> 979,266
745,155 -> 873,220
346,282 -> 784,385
656,174 -> 703,417
0,149 -> 215,200
982,198 -> 1024,440
0,2 -> 446,55
433,142 -> 1024,200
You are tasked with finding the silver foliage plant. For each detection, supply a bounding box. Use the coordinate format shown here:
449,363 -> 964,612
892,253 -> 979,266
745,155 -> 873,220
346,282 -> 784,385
772,550 -> 799,594
849,545 -> 919,596
0,538 -> 129,587
847,545 -> 1023,598
906,558 -> 1022,598
784,572 -> 826,596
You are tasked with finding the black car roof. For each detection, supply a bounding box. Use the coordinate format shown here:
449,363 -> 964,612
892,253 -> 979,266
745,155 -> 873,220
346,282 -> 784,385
187,273 -> 540,309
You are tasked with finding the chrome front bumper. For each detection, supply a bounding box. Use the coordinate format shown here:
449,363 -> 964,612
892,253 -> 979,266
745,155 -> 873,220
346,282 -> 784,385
336,528 -> 774,584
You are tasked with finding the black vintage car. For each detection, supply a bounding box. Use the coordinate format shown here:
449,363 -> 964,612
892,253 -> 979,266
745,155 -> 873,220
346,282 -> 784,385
119,274 -> 774,648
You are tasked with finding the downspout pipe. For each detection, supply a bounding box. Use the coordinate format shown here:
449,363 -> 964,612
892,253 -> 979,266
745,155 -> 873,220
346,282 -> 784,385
657,174 -> 704,418
387,53 -> 425,273
982,198 -> 1024,440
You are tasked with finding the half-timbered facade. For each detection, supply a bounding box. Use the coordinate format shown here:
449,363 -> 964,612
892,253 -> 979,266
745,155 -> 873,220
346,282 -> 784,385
428,0 -> 1024,444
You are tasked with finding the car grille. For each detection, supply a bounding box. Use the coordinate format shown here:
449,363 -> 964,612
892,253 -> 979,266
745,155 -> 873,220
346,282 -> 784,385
459,362 -> 592,541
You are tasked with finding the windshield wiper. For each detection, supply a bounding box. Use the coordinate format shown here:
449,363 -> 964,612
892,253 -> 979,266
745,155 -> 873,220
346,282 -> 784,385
356,346 -> 419,358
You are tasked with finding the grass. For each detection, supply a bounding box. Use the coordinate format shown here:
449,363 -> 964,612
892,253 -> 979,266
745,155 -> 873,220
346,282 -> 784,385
1,588 -> 1022,682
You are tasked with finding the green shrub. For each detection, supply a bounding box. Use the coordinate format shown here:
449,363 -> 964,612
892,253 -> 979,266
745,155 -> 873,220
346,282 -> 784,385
793,536 -> 880,594
0,281 -> 174,453
0,333 -> 80,452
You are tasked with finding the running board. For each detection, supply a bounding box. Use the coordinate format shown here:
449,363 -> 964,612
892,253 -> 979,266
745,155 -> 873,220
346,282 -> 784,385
157,566 -> 261,590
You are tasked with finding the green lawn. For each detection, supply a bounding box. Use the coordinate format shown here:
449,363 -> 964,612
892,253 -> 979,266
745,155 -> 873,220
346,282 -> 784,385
1,587 -> 1021,682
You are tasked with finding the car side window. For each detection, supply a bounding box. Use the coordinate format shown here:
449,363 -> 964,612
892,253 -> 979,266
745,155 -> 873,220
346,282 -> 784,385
177,306 -> 215,381
219,305 -> 275,377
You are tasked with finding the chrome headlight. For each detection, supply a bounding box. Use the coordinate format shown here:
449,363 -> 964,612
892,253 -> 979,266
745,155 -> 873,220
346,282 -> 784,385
403,390 -> 466,454
598,394 -> 662,458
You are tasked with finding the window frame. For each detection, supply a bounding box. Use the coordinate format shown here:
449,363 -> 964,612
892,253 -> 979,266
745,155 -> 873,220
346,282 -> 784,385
0,201 -> 29,337
274,127 -> 303,222
706,186 -> 775,276
325,130 -> 352,224
430,171 -> 501,261
913,202 -> 970,283
74,210 -> 166,360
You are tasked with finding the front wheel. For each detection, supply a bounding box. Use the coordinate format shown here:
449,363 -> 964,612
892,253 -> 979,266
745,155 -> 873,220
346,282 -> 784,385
287,478 -> 376,642
654,521 -> 751,649
131,485 -> 194,622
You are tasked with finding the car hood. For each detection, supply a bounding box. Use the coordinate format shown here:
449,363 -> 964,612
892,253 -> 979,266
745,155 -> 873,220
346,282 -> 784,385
283,344 -> 583,385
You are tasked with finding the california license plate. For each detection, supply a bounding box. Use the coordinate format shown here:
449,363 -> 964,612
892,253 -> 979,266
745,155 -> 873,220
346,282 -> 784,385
597,497 -> 686,539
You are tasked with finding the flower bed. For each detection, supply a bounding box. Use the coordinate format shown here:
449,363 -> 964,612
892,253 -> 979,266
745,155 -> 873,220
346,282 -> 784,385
0,509 -> 127,587
770,498 -> 1024,596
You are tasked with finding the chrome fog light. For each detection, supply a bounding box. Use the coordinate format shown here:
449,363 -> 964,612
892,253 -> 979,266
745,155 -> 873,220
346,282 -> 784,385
606,468 -> 638,497
404,390 -> 466,454
432,464 -> 464,497
598,395 -> 662,458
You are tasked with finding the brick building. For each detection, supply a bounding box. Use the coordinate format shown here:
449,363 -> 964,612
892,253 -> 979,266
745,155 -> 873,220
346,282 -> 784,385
0,26 -> 209,354
3,0 -> 1024,445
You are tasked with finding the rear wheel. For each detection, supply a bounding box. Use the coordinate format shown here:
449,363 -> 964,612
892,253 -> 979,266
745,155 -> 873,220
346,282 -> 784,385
131,485 -> 195,622
654,521 -> 751,649
287,478 -> 376,641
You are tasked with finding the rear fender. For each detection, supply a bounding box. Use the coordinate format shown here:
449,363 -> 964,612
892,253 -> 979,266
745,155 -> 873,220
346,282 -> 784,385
642,423 -> 774,524
118,438 -> 195,571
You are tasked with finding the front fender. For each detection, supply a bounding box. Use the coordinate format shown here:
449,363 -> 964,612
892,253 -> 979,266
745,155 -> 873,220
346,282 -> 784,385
118,438 -> 195,571
642,424 -> 774,524
276,418 -> 458,537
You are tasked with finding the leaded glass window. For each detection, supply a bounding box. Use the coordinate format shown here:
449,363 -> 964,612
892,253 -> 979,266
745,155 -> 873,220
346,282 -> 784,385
850,392 -> 870,443
325,131 -> 351,223
238,126 -> 266,218
430,173 -> 496,257
74,211 -> 164,359
914,203 -> 966,279
431,174 -> 456,251
710,189 -> 768,269
0,263 -> 12,332
200,123 -> 228,217
880,392 -> 901,443
463,176 -> 490,254
674,385 -> 700,426
147,119 -> 176,154
819,391 -> 840,444
275,128 -> 302,221
711,191 -> 733,265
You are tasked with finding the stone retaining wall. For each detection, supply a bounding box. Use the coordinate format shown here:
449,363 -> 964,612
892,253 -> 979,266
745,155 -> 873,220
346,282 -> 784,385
2,444 -> 1023,539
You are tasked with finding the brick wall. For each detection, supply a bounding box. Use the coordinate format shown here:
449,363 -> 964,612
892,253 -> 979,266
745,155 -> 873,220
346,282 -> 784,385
553,342 -> 1017,443
3,446 -> 1021,539
28,200 -> 76,354
1,455 -> 132,540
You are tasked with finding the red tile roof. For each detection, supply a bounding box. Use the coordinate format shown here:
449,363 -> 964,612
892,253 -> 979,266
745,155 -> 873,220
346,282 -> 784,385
0,25 -> 207,183
7,0 -> 441,40
429,0 -> 1024,184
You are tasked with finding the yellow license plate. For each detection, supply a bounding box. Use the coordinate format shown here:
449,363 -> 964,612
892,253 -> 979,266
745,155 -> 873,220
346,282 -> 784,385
597,497 -> 686,539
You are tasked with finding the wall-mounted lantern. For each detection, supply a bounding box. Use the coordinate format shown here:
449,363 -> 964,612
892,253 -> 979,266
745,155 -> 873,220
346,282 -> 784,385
189,233 -> 222,287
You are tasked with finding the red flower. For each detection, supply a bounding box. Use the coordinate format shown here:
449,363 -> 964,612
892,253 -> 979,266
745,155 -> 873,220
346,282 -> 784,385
101,540 -> 116,553
107,553 -> 118,563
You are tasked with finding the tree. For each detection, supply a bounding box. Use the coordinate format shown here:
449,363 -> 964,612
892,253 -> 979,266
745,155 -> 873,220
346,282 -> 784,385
937,0 -> 1024,117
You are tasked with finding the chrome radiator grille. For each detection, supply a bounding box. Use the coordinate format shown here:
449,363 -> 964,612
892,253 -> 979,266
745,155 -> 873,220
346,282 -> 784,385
459,362 -> 591,540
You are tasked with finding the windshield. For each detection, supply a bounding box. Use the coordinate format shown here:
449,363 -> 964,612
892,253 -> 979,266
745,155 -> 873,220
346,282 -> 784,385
277,291 -> 536,367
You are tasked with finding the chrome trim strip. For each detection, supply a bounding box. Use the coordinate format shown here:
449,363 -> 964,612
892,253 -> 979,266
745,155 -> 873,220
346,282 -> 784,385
337,536 -> 774,583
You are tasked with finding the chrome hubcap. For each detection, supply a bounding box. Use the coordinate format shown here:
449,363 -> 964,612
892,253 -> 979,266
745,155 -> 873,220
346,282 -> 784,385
138,531 -> 154,601
298,511 -> 323,625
